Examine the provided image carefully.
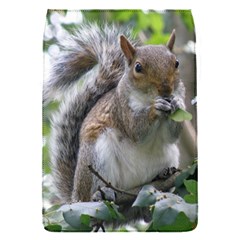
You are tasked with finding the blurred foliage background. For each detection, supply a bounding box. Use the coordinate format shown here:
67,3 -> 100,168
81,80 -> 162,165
43,10 -> 196,214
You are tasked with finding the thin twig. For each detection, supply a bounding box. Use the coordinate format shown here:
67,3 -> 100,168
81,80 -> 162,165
88,165 -> 137,197
92,221 -> 105,232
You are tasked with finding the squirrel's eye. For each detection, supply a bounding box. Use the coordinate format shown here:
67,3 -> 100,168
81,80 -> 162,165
135,62 -> 142,73
175,60 -> 179,69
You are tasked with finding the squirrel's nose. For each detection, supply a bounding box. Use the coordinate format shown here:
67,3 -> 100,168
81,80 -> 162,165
160,79 -> 173,96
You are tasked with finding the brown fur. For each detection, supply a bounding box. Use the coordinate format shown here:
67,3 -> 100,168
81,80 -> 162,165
149,104 -> 159,121
130,46 -> 178,97
73,32 -> 182,203
80,90 -> 117,142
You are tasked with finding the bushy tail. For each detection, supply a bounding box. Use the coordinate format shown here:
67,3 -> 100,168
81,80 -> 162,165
43,24 -> 130,103
45,24 -> 135,202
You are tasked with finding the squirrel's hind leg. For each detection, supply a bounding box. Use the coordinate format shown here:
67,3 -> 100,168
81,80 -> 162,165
71,142 -> 96,202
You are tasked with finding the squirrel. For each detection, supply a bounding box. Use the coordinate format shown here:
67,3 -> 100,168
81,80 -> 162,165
44,24 -> 185,205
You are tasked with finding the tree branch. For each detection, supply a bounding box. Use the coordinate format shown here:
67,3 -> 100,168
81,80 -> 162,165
88,164 -> 181,206
88,165 -> 137,197
115,171 -> 181,205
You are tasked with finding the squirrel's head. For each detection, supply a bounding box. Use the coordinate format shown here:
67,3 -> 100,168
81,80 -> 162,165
120,30 -> 179,97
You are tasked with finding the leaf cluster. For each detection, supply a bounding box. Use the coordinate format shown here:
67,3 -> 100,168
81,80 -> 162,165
43,162 -> 198,232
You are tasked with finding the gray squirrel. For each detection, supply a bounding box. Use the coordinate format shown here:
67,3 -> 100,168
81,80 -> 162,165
44,24 -> 185,205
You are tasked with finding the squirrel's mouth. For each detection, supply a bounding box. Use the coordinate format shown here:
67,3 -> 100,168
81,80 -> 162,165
163,96 -> 173,103
157,86 -> 173,97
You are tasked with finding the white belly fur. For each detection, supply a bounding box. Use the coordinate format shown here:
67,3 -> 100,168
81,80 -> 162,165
94,122 -> 179,190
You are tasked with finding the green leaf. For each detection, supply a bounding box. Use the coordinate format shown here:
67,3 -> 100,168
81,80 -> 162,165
184,194 -> 196,204
59,202 -> 113,230
79,214 -> 90,225
153,201 -> 179,228
132,185 -> 161,207
184,179 -> 198,204
152,193 -> 197,230
169,108 -> 192,122
158,212 -> 197,232
175,163 -> 197,188
44,204 -> 61,214
104,201 -> 125,221
79,214 -> 92,232
43,204 -> 64,228
44,224 -> 62,232
184,179 -> 197,194
173,212 -> 197,231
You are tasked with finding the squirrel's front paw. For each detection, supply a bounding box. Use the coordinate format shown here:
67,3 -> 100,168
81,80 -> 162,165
154,97 -> 172,113
91,187 -> 116,202
158,167 -> 178,179
170,96 -> 184,113
154,96 -> 184,115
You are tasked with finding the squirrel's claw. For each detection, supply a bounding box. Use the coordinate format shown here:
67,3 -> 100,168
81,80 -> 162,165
158,167 -> 178,179
91,187 -> 116,202
170,96 -> 184,113
154,97 -> 172,113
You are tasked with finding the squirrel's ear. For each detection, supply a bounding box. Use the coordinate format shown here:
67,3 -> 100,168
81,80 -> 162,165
120,35 -> 136,65
166,29 -> 176,51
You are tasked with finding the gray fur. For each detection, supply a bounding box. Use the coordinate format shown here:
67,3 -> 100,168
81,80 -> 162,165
46,24 -> 137,202
45,23 -> 185,208
43,24 -> 135,103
